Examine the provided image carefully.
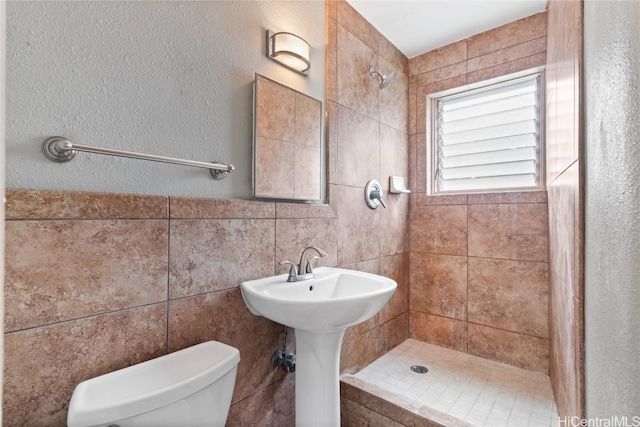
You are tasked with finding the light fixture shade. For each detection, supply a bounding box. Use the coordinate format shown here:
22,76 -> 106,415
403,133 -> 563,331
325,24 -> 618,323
267,30 -> 310,75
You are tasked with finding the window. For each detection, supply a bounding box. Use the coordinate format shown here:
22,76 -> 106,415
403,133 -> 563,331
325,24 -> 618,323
427,70 -> 544,194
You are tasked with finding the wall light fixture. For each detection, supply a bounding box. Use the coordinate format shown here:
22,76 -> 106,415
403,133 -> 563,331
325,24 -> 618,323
266,30 -> 310,75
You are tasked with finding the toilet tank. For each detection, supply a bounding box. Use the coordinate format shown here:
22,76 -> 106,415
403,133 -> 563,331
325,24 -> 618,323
67,341 -> 240,427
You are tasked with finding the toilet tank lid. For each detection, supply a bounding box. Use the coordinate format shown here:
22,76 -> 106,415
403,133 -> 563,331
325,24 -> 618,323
67,340 -> 240,427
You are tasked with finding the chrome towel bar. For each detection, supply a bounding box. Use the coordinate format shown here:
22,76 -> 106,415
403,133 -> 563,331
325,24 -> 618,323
42,136 -> 235,180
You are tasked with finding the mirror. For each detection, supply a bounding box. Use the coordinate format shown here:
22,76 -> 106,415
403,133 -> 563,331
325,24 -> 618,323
253,74 -> 323,202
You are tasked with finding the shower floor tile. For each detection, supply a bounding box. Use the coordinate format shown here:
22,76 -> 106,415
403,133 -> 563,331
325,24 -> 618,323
344,339 -> 559,427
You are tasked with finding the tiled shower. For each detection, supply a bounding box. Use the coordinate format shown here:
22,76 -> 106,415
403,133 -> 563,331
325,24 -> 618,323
3,0 -> 584,425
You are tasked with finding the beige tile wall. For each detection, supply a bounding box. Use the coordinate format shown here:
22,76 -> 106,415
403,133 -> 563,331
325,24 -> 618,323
545,0 -> 585,419
407,13 -> 551,373
409,192 -> 550,373
4,190 -> 279,425
327,0 -> 410,374
3,1 -> 411,424
4,186 -> 408,426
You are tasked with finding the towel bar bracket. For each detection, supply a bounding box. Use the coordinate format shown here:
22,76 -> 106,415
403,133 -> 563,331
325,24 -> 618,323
42,136 -> 77,163
209,165 -> 230,180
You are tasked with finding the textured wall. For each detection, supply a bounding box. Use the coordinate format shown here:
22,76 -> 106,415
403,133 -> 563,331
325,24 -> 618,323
407,14 -> 551,373
0,1 -> 5,415
545,0 -> 584,418
584,0 -> 640,418
5,1 -> 324,199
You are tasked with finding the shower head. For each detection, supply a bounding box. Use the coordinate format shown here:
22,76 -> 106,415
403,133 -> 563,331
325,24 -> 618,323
369,66 -> 396,89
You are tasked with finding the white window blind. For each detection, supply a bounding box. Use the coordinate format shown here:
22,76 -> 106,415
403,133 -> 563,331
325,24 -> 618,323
434,74 -> 542,193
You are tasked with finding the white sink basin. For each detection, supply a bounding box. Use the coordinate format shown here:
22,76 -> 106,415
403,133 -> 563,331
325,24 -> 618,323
241,267 -> 397,333
241,266 -> 397,426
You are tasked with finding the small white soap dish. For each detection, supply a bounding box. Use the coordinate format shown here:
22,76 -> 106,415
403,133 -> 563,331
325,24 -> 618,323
389,176 -> 411,194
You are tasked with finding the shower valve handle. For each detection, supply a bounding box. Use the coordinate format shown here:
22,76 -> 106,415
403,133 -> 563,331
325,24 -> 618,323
365,179 -> 387,209
370,189 -> 387,208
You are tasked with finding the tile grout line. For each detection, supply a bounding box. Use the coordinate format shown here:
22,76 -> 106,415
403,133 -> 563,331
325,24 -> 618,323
4,300 -> 169,336
166,197 -> 171,354
409,249 -> 549,265
408,309 -> 550,341
466,197 -> 470,354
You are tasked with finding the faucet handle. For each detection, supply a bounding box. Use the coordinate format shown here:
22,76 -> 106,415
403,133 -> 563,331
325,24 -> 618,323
280,260 -> 298,280
305,255 -> 323,274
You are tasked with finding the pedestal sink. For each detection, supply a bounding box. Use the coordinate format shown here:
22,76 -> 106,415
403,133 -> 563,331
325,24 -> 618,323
241,267 -> 396,427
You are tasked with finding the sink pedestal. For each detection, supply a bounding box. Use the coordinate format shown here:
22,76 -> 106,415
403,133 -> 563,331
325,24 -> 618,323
295,329 -> 346,427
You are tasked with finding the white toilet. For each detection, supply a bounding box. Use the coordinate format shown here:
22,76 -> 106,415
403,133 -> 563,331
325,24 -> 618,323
67,341 -> 240,427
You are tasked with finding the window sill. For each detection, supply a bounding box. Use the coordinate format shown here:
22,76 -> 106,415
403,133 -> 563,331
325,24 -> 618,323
422,189 -> 548,205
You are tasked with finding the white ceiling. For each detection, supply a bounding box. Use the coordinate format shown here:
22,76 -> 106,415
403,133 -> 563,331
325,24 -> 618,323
345,0 -> 548,58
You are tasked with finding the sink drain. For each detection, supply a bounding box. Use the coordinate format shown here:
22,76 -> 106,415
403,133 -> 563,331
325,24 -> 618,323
410,365 -> 428,374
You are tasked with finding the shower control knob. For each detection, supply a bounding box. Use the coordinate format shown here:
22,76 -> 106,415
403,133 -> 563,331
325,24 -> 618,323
365,179 -> 387,209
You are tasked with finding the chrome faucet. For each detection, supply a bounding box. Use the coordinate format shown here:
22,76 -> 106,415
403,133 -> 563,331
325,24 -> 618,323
280,246 -> 328,282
